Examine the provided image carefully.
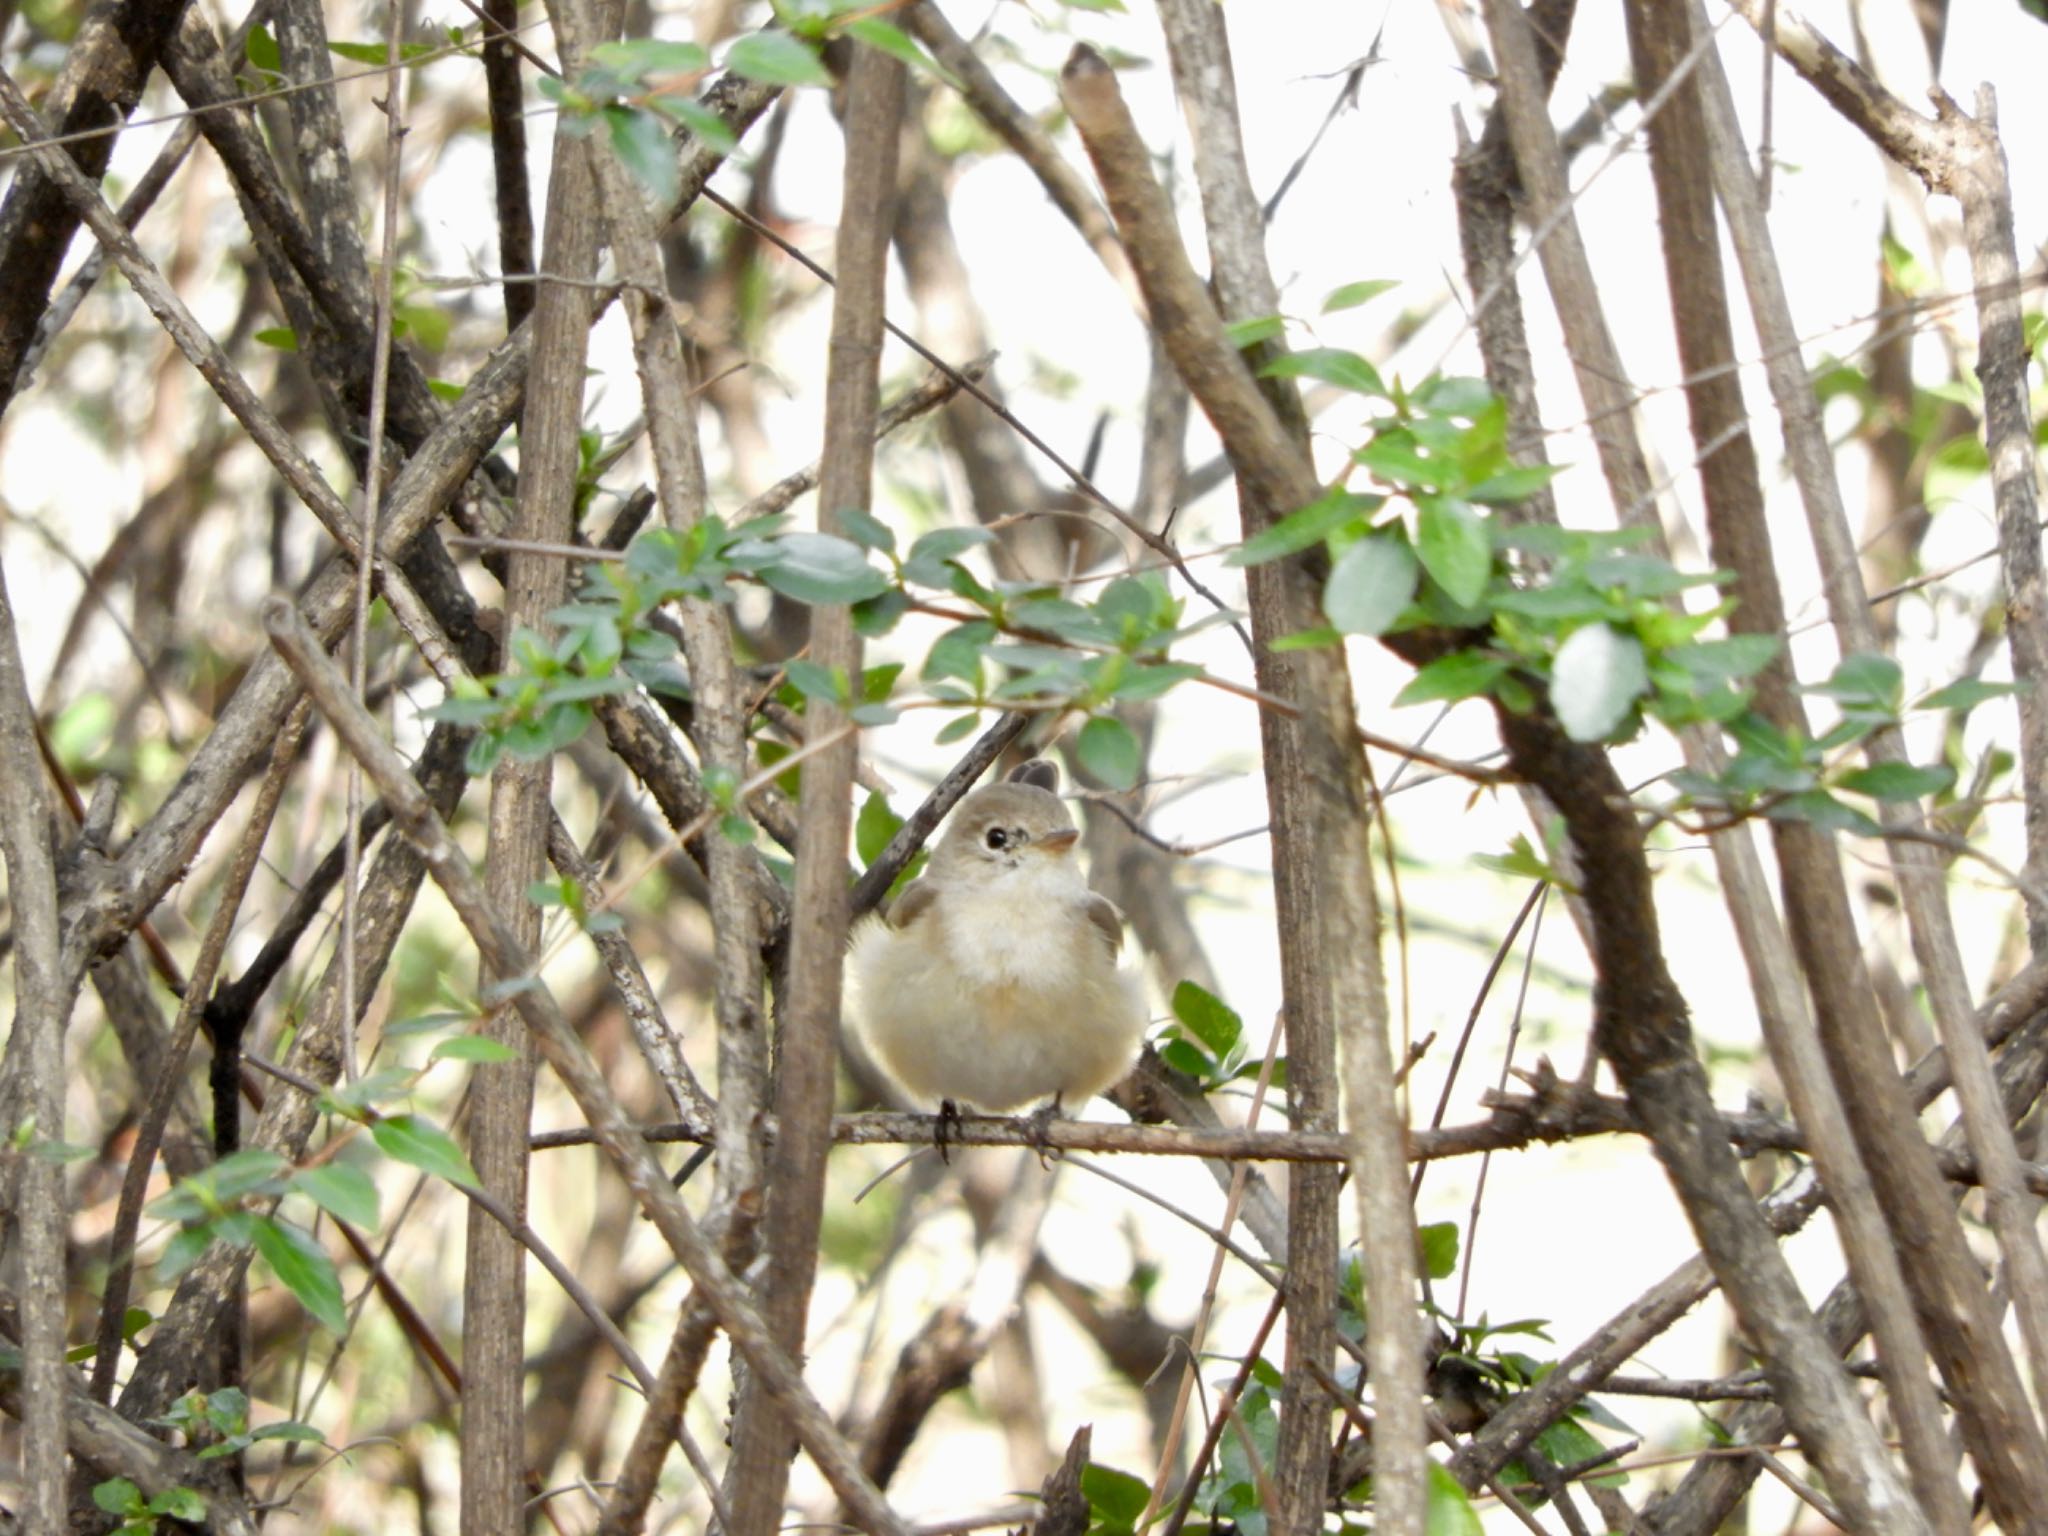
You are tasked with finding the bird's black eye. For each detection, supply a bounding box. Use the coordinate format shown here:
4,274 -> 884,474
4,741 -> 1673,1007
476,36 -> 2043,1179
985,827 -> 1008,850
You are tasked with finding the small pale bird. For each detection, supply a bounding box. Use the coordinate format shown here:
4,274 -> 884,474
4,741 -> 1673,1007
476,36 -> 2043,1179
849,760 -> 1149,1127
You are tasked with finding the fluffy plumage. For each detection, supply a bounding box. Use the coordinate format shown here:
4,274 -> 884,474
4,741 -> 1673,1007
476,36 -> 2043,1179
848,767 -> 1148,1113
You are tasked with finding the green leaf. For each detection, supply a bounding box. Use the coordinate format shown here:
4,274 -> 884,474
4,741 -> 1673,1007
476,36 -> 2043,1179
902,525 -> 993,587
1172,981 -> 1243,1060
856,791 -> 903,869
843,17 -> 952,86
1769,790 -> 1882,837
328,38 -> 438,64
1323,534 -> 1418,636
1271,626 -> 1342,652
1918,677 -> 2016,711
371,1113 -> 481,1191
658,96 -> 739,154
1835,761 -> 1956,801
1080,1463 -> 1151,1526
1077,716 -> 1141,791
245,23 -> 282,74
1414,374 -> 1493,418
589,38 -> 708,76
1227,487 -> 1375,567
1669,633 -> 1779,686
603,104 -> 678,206
1394,651 -> 1506,707
1465,462 -> 1562,505
1225,314 -> 1287,347
834,506 -> 896,553
253,326 -> 298,352
784,659 -> 845,703
430,1034 -> 522,1064
1322,278 -> 1398,313
853,588 -> 910,637
1158,1038 -> 1212,1080
289,1163 -> 380,1229
1414,496 -> 1490,608
1258,346 -> 1384,397
1425,1461 -> 1485,1536
923,620 -> 993,683
252,1217 -> 347,1334
934,711 -> 980,745
1417,1220 -> 1460,1281
94,1479 -> 145,1517
1811,651 -> 1903,712
724,29 -> 831,86
1355,430 -> 1443,491
1550,623 -> 1648,742
752,533 -> 891,604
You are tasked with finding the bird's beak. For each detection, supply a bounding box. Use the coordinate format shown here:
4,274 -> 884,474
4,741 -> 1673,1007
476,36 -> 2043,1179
1037,828 -> 1081,855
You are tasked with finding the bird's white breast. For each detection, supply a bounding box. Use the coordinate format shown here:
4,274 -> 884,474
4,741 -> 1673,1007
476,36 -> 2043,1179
848,858 -> 1148,1113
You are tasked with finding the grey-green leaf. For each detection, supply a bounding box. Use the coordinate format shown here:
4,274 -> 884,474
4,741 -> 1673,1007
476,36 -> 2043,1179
754,533 -> 892,605
289,1164 -> 381,1229
1322,535 -> 1418,636
371,1113 -> 482,1192
251,1217 -> 348,1334
724,29 -> 830,86
1077,716 -> 1140,791
1550,623 -> 1648,742
1415,496 -> 1490,608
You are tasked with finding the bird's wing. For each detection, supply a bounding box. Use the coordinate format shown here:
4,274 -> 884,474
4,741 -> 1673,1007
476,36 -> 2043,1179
1084,892 -> 1126,958
883,879 -> 938,930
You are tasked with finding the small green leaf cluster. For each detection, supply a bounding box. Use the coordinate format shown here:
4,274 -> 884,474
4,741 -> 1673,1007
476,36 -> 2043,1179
1227,298 -> 1793,744
918,561 -> 1220,790
93,1477 -> 206,1534
155,1386 -> 325,1461
430,511 -> 1216,795
1154,980 -> 1266,1090
1078,1461 -> 1153,1536
145,1060 -> 488,1335
1421,523 -> 1781,742
538,36 -> 760,205
1472,818 -> 1576,894
146,1149 -> 354,1335
1196,1356 -> 1284,1536
855,788 -> 927,897
1667,652 -> 1985,834
541,7 -> 948,205
530,874 -> 625,936
426,510 -> 860,773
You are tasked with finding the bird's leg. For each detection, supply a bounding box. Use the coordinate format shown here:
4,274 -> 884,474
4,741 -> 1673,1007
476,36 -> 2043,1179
1023,1094 -> 1064,1169
935,1098 -> 962,1165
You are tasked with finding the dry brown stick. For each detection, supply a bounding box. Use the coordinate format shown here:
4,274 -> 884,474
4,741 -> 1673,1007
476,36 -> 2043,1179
1061,34 -> 1416,1536
1140,13 -> 1366,1516
1451,969 -> 2048,1494
461,5 -> 615,1523
1646,1010 -> 2048,1535
571,0 -> 772,1381
0,1336 -> 257,1536
336,0 -> 412,1095
114,722 -> 475,1422
899,2 -> 1135,300
0,540 -> 69,1529
0,64 -> 371,569
262,595 -> 908,1536
89,698 -> 314,1404
726,46 -> 905,1536
1477,4 -> 1938,1530
1694,0 -> 2048,1430
1617,3 -> 1965,1524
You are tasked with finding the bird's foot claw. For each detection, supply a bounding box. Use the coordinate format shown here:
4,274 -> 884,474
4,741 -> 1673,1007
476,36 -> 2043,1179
935,1098 -> 962,1165
1024,1097 -> 1064,1169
